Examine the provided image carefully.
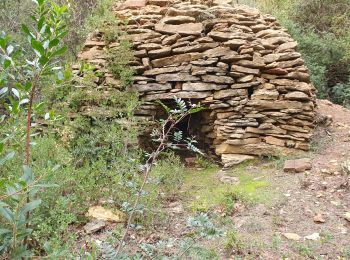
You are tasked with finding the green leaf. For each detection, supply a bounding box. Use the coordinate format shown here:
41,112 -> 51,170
33,183 -> 59,188
3,59 -> 11,69
0,228 -> 11,236
57,71 -> 64,80
51,46 -> 67,57
21,24 -> 33,38
0,202 -> 8,208
31,38 -> 45,56
0,87 -> 8,96
49,39 -> 59,48
21,165 -> 33,184
0,151 -> 15,166
0,207 -> 14,223
6,45 -> 14,55
188,107 -> 205,114
38,55 -> 49,66
0,34 -> 11,49
37,16 -> 45,31
12,88 -> 20,99
43,40 -> 49,49
24,82 -> 32,91
19,199 -> 42,217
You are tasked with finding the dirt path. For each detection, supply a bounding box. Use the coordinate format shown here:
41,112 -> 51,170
82,100 -> 350,259
230,99 -> 350,259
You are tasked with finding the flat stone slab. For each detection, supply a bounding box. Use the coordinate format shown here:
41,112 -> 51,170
116,0 -> 148,10
283,158 -> 312,173
182,82 -> 227,91
155,22 -> 203,36
83,219 -> 106,234
222,154 -> 255,167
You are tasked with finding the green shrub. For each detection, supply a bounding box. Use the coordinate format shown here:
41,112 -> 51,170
331,80 -> 350,107
258,0 -> 350,102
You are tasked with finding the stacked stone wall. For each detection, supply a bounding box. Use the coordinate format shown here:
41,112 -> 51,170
77,0 -> 317,163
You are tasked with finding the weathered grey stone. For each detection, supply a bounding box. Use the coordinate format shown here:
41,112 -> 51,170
143,65 -> 191,76
156,73 -> 199,82
236,59 -> 266,69
223,39 -> 248,49
204,47 -> 232,58
208,31 -> 249,41
277,58 -> 304,68
138,43 -> 162,51
125,31 -> 162,42
162,34 -> 181,45
270,79 -> 314,93
155,22 -> 203,36
148,0 -> 170,6
191,66 -> 226,75
285,91 -> 310,101
231,65 -> 260,75
214,89 -> 247,99
281,125 -> 310,133
264,136 -> 285,147
216,143 -> 300,156
143,91 -> 212,101
248,100 -> 303,110
132,83 -> 172,92
162,16 -> 196,25
251,89 -> 279,100
231,81 -> 260,89
173,42 -> 219,54
116,0 -> 147,10
148,47 -> 172,58
283,158 -> 312,173
202,75 -> 234,84
278,52 -> 301,61
225,136 -> 259,144
182,82 -> 227,91
151,53 -> 203,67
263,53 -> 281,63
191,58 -> 218,66
221,53 -> 251,63
276,41 -> 298,52
237,75 -> 254,83
283,72 -> 310,82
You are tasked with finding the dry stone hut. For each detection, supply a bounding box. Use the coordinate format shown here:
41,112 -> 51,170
77,0 -> 317,165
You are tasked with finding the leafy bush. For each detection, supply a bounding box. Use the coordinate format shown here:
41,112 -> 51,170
258,0 -> 350,103
0,0 -> 70,256
331,81 -> 350,107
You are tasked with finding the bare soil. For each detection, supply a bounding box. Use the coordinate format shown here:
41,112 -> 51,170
82,99 -> 350,259
227,99 -> 350,259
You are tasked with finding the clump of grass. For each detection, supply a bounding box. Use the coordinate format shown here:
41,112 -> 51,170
224,230 -> 244,253
183,162 -> 271,212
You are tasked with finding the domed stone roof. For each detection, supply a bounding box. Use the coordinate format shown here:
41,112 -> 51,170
77,0 -> 317,164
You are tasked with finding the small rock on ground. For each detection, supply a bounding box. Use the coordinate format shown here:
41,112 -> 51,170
345,212 -> 350,222
216,170 -> 240,184
313,213 -> 326,223
283,232 -> 301,241
305,232 -> 320,241
283,158 -> 312,173
84,219 -> 106,234
86,206 -> 126,223
222,154 -> 255,168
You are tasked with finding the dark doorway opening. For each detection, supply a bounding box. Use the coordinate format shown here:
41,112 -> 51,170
138,100 -> 212,160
